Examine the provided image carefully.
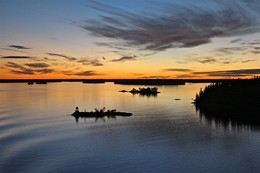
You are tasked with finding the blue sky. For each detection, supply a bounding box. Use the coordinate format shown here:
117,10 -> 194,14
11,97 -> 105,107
0,0 -> 259,79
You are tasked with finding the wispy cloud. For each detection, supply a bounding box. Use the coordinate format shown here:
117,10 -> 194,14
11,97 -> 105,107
74,70 -> 102,76
175,74 -> 198,79
0,48 -> 27,53
141,76 -> 170,79
47,53 -> 105,66
215,47 -> 246,55
230,38 -> 242,43
251,50 -> 260,54
96,42 -> 127,50
47,53 -> 77,61
77,59 -> 103,66
111,56 -> 137,62
197,57 -> 217,64
193,68 -> 260,77
164,68 -> 193,72
8,45 -> 31,49
6,62 -> 34,75
25,63 -> 50,68
43,57 -> 57,61
177,56 -> 219,64
5,62 -> 54,75
83,0 -> 259,52
1,56 -> 33,59
242,39 -> 260,45
241,59 -> 257,63
61,69 -> 103,76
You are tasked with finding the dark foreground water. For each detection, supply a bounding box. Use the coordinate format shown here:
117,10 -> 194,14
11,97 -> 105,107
0,82 -> 259,173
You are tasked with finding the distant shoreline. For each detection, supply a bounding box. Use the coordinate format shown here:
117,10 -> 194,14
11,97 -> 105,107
0,79 -> 253,85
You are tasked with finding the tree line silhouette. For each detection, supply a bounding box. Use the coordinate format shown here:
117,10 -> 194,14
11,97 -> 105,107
194,77 -> 260,125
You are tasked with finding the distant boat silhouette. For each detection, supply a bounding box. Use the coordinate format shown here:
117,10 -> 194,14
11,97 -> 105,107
27,82 -> 34,85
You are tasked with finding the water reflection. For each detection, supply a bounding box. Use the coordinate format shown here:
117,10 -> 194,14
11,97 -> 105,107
131,92 -> 158,97
2,82 -> 260,173
73,115 -> 117,123
196,106 -> 260,130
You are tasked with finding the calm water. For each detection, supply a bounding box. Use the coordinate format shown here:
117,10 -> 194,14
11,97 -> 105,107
0,82 -> 259,173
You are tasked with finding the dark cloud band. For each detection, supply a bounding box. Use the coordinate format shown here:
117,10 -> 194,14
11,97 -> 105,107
1,56 -> 32,59
5,62 -> 53,75
8,45 -> 31,49
193,68 -> 260,77
25,63 -> 50,68
47,53 -> 77,61
111,56 -> 137,62
83,0 -> 259,52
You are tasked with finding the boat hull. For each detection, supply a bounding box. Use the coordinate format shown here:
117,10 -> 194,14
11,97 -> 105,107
71,111 -> 132,118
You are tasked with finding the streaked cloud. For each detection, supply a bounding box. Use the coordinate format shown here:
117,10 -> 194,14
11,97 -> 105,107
25,63 -> 50,68
230,38 -> 242,43
74,70 -> 102,76
164,68 -> 193,72
77,59 -> 103,66
5,62 -> 54,75
83,0 -> 259,52
47,53 -> 77,61
1,48 -> 27,53
61,69 -> 103,76
197,57 -> 217,64
96,42 -> 127,50
47,53 -> 105,66
141,76 -> 170,79
242,39 -> 260,45
8,45 -> 31,49
215,47 -> 246,55
1,56 -> 33,59
175,74 -> 198,79
111,56 -> 137,62
241,59 -> 257,63
193,68 -> 260,77
251,50 -> 260,54
6,62 -> 34,75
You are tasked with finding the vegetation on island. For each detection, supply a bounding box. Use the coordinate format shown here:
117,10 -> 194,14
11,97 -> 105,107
130,87 -> 160,95
119,87 -> 160,96
194,77 -> 260,125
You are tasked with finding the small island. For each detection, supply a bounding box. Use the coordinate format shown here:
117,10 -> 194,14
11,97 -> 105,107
130,87 -> 160,95
72,107 -> 133,118
120,87 -> 160,96
194,77 -> 260,125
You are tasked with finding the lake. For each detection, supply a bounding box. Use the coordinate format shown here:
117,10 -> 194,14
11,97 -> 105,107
0,82 -> 259,173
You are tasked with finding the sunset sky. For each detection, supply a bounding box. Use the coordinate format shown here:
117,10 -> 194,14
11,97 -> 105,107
0,0 -> 259,79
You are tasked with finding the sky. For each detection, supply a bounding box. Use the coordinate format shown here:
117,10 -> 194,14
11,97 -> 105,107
0,0 -> 259,79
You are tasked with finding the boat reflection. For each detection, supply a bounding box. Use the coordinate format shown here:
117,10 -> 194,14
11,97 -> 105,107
73,115 -> 117,123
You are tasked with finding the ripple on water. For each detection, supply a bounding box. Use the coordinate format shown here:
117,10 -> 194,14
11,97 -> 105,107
1,83 -> 260,173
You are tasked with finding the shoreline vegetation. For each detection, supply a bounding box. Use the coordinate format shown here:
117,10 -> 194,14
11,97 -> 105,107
0,78 -> 254,85
194,77 -> 260,125
0,79 -> 184,85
